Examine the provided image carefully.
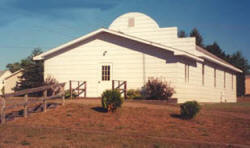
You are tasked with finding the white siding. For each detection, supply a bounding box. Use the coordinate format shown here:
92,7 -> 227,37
42,12 -> 238,103
44,33 -> 179,97
0,71 -> 12,95
109,12 -> 196,55
175,60 -> 237,103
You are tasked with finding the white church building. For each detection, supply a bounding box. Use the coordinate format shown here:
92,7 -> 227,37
34,12 -> 242,103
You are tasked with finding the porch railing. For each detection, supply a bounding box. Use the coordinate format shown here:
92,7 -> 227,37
112,80 -> 127,99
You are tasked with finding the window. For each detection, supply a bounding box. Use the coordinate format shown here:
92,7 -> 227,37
224,72 -> 226,88
185,64 -> 189,83
214,68 -> 216,87
202,64 -> 205,86
128,17 -> 135,27
102,65 -> 110,81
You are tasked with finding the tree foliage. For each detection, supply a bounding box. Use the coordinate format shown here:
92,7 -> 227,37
178,30 -> 187,38
6,62 -> 22,73
6,48 -> 44,91
228,51 -> 250,96
187,28 -> 249,96
190,28 -> 204,47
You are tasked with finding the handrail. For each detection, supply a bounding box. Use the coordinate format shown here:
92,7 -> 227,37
69,80 -> 87,98
112,80 -> 127,99
4,83 -> 65,98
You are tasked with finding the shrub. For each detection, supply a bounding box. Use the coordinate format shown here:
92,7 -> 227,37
127,89 -> 142,99
180,101 -> 201,119
64,90 -> 77,99
145,79 -> 175,100
101,89 -> 123,112
43,76 -> 59,96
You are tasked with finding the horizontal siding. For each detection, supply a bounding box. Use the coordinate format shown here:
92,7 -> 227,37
109,12 -> 196,56
175,61 -> 237,103
45,33 -> 180,97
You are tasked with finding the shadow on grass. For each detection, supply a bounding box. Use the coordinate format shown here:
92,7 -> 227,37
170,113 -> 193,120
170,113 -> 185,120
4,103 -> 61,122
91,107 -> 107,113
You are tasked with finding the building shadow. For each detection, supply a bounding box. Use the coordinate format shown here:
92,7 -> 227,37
3,102 -> 61,122
170,113 -> 183,119
91,107 -> 107,113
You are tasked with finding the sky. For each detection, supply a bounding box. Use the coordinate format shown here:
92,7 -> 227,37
0,0 -> 250,70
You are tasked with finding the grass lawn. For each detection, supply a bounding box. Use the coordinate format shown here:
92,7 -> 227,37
0,99 -> 250,148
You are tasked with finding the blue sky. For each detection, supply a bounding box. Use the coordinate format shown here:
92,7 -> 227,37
1,0 -> 250,69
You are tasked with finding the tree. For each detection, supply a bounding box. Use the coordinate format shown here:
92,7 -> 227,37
206,42 -> 227,60
228,51 -> 250,96
190,28 -> 204,47
6,62 -> 22,73
6,48 -> 44,91
178,30 -> 187,38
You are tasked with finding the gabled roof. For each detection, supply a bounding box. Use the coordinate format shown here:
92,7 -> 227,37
4,69 -> 23,80
33,28 -> 242,73
33,28 -> 203,62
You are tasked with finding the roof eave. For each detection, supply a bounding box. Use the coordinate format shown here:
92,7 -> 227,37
199,56 -> 242,73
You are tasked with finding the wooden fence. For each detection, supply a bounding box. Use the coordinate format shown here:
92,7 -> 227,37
112,80 -> 127,99
69,80 -> 87,99
0,83 -> 65,124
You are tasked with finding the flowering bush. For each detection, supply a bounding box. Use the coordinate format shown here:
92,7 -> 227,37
145,79 -> 175,100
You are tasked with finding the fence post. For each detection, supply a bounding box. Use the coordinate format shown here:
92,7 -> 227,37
70,80 -> 72,99
84,82 -> 87,98
1,97 -> 6,124
78,81 -> 80,96
112,80 -> 114,90
43,90 -> 47,112
124,81 -> 127,99
24,94 -> 28,118
62,85 -> 65,106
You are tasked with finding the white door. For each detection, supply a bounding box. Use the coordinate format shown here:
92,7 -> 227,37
97,63 -> 113,96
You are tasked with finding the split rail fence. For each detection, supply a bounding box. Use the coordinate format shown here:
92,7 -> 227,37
0,83 -> 65,124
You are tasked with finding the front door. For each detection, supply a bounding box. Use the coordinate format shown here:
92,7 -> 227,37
97,63 -> 113,96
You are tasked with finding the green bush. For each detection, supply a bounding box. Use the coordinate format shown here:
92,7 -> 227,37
101,89 -> 123,112
64,90 -> 77,99
127,89 -> 142,99
145,79 -> 175,100
180,101 -> 201,119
